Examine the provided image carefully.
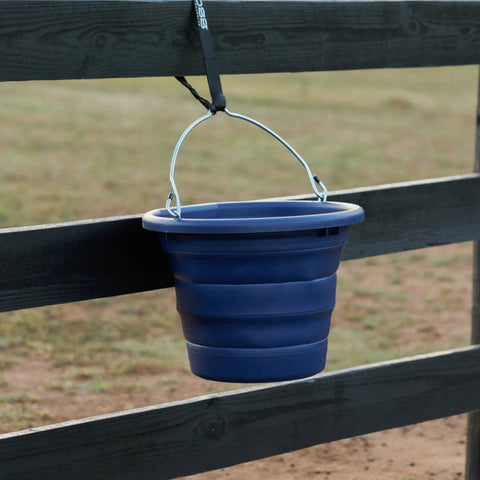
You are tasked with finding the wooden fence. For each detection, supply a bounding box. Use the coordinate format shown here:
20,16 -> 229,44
1,1 -> 480,478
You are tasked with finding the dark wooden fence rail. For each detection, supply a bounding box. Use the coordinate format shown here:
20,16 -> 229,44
0,174 -> 479,313
1,346 -> 480,480
2,0 -> 480,80
1,1 -> 480,479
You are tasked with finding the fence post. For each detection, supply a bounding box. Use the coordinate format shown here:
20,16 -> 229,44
466,66 -> 480,480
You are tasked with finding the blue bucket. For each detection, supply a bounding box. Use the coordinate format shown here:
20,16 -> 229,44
143,109 -> 364,382
143,200 -> 363,382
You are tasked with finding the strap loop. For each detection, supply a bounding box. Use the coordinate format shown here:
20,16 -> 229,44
175,76 -> 215,112
185,0 -> 226,113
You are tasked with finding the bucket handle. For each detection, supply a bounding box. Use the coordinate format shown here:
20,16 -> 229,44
166,108 -> 328,218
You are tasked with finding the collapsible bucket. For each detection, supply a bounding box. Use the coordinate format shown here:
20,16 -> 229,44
143,109 -> 364,382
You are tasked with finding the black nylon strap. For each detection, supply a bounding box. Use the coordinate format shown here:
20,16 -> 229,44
177,0 -> 226,113
175,75 -> 214,111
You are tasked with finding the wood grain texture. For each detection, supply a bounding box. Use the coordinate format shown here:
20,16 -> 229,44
333,174 -> 480,260
1,345 -> 480,480
0,216 -> 172,312
2,0 -> 480,81
0,174 -> 479,312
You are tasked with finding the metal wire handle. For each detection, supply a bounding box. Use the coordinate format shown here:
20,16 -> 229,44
166,108 -> 328,218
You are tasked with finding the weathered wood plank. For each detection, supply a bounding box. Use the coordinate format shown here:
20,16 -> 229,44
2,0 -> 480,81
0,216 -> 172,312
335,173 -> 480,259
1,345 -> 479,480
0,174 -> 478,312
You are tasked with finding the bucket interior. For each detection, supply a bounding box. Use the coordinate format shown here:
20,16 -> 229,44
165,201 -> 353,220
143,200 -> 365,234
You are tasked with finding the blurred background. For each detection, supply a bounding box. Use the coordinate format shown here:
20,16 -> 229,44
0,67 -> 476,478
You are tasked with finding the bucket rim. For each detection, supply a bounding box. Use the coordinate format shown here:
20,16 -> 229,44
142,200 -> 364,234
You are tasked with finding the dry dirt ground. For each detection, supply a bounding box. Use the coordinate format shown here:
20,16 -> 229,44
1,362 -> 468,480
1,358 -> 469,480
0,243 -> 475,480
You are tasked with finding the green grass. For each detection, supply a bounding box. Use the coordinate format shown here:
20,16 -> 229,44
0,67 -> 476,227
0,67 -> 477,430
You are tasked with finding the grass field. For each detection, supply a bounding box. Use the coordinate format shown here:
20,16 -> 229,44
0,65 -> 477,450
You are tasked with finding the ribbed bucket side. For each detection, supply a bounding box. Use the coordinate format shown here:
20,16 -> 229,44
159,230 -> 345,381
186,339 -> 329,382
144,201 -> 364,382
175,276 -> 336,347
159,227 -> 348,284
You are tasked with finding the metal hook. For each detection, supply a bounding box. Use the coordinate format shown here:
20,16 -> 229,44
166,110 -> 213,218
166,108 -> 328,218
